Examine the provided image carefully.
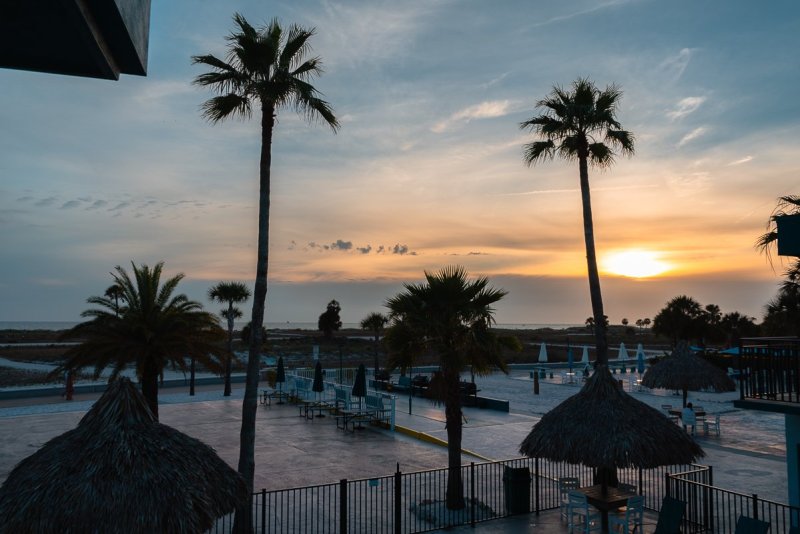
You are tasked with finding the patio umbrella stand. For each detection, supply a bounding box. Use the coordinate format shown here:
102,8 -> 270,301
275,356 -> 286,404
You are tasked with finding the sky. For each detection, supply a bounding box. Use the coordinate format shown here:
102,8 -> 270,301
1,0 -> 799,326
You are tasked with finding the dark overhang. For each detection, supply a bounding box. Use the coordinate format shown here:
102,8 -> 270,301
0,0 -> 151,80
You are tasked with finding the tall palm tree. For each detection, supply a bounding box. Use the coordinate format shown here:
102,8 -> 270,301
193,14 -> 338,516
384,266 -> 518,510
521,78 -> 634,366
360,311 -> 388,375
209,281 -> 251,396
58,262 -> 225,420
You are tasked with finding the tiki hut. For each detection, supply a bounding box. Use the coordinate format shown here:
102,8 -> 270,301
520,365 -> 703,491
641,341 -> 736,407
0,378 -> 247,534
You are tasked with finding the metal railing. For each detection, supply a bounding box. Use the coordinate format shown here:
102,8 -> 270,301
209,459 -> 706,533
667,467 -> 799,533
739,337 -> 800,404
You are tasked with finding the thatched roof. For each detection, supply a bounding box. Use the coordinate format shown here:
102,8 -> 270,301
0,378 -> 247,534
641,341 -> 735,393
519,365 -> 704,468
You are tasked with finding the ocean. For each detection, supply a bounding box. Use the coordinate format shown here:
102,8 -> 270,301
0,321 -> 579,331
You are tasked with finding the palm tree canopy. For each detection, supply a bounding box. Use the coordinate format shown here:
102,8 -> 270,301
208,281 -> 251,306
384,266 -> 517,375
361,312 -> 388,333
192,13 -> 339,130
58,262 -> 225,381
520,77 -> 634,168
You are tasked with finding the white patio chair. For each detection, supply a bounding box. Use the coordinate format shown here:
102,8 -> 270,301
703,413 -> 721,436
567,490 -> 601,533
558,477 -> 580,521
609,495 -> 644,533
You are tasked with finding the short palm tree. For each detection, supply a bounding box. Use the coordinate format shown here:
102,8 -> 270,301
103,284 -> 125,316
193,13 -> 338,515
521,78 -> 634,366
58,262 -> 225,420
209,281 -> 251,396
384,266 -> 518,510
360,312 -> 388,375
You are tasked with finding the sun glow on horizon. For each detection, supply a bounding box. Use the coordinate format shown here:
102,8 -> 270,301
602,250 -> 671,278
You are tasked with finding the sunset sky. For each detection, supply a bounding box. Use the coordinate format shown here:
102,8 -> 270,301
2,0 -> 799,326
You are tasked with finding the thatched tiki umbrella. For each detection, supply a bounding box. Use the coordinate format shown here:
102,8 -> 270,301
0,378 -> 247,533
520,366 -> 703,494
352,363 -> 367,410
641,341 -> 735,407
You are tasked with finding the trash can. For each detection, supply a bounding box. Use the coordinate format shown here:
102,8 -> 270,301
502,466 -> 531,514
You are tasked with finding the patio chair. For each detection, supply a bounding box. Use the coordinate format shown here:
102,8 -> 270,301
567,490 -> 601,533
734,515 -> 770,534
703,413 -> 721,436
662,404 -> 679,423
682,410 -> 697,434
609,495 -> 644,533
653,496 -> 685,534
558,477 -> 580,521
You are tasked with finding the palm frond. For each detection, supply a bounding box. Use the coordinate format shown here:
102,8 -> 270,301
201,94 -> 252,123
522,140 -> 555,166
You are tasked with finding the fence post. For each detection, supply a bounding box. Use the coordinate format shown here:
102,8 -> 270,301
394,467 -> 402,534
534,457 -> 540,515
340,479 -> 348,534
260,488 -> 266,534
665,472 -> 671,498
638,467 -> 642,495
466,462 -> 473,527
753,493 -> 760,521
704,468 -> 713,534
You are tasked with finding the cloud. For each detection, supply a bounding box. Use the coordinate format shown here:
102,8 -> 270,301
16,196 -> 34,202
432,100 -> 513,133
376,245 -> 385,254
34,196 -> 58,207
288,240 -> 297,250
677,127 -> 708,148
667,96 -> 706,120
660,48 -> 695,81
108,202 -> 131,212
60,200 -> 82,210
87,200 -> 108,210
728,156 -> 754,166
392,244 -> 417,255
330,239 -> 353,251
357,245 -> 372,254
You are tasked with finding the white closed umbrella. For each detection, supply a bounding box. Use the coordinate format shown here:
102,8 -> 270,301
581,345 -> 589,363
538,342 -> 548,362
617,342 -> 629,361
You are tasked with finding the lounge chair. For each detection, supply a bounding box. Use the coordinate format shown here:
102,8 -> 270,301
734,515 -> 770,534
653,496 -> 685,534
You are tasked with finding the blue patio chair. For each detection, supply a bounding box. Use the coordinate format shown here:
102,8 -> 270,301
654,496 -> 685,534
734,515 -> 770,534
567,490 -> 601,534
558,477 -> 580,521
608,495 -> 643,533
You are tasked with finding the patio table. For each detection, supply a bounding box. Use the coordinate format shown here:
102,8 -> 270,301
578,484 -> 636,533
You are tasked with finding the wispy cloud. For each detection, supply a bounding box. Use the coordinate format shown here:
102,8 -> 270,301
527,0 -> 639,28
667,96 -> 706,120
432,100 -> 513,133
728,155 -> 754,166
660,48 -> 695,82
60,200 -> 82,210
677,127 -> 708,147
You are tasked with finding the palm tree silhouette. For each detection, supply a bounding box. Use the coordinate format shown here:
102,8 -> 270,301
209,281 -> 251,396
58,262 -> 225,419
194,13 -> 338,506
384,266 -> 518,510
360,312 -> 388,375
521,78 -> 634,365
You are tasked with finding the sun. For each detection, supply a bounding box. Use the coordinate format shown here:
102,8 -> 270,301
602,250 -> 670,278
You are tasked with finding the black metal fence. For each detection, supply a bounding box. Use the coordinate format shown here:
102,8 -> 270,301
667,466 -> 799,533
208,458 -> 705,533
739,337 -> 800,404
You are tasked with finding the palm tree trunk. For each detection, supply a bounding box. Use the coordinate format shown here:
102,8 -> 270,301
141,360 -> 160,421
225,302 -> 234,396
578,153 -> 609,366
235,104 -> 275,534
189,357 -> 196,396
444,369 -> 465,510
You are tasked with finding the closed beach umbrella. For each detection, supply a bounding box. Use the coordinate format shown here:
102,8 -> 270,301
567,346 -> 574,371
312,360 -> 325,394
352,364 -> 367,410
519,365 -> 703,493
617,342 -> 629,361
538,342 -> 548,362
0,378 -> 247,534
636,344 -> 646,374
641,341 -> 735,407
581,345 -> 589,363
